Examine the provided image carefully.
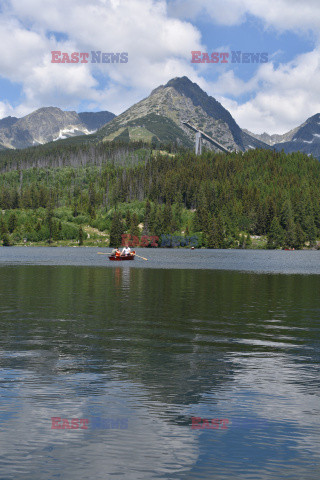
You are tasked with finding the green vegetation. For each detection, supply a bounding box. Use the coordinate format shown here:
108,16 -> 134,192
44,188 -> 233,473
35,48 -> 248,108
0,144 -> 320,249
98,113 -> 194,148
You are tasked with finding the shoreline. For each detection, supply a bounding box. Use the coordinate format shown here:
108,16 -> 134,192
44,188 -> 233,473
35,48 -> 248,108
1,243 -> 319,251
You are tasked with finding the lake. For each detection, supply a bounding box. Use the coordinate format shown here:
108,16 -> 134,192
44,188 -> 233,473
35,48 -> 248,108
0,248 -> 319,479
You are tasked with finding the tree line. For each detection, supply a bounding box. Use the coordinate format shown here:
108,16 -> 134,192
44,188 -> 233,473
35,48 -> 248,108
0,145 -> 320,249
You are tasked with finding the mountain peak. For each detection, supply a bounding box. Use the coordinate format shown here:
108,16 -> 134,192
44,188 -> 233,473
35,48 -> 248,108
151,76 -> 203,97
32,106 -> 65,114
0,108 -> 115,149
164,76 -> 194,88
98,75 -> 268,152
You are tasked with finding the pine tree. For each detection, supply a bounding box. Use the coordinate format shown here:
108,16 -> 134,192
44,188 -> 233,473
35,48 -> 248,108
265,198 -> 277,233
109,212 -> 123,247
51,220 -> 61,242
130,213 -> 140,237
206,214 -> 225,248
143,200 -> 151,234
125,210 -> 131,231
79,226 -> 84,246
206,216 -> 215,249
172,202 -> 183,232
238,233 -> 246,249
12,190 -> 20,209
46,203 -> 54,244
267,216 -> 284,249
304,215 -> 317,247
87,182 -> 96,219
284,218 -> 296,248
293,222 -> 305,249
163,203 -> 173,233
1,232 -> 11,246
73,202 -> 79,217
88,204 -> 96,219
215,214 -> 225,248
0,218 -> 10,246
256,202 -> 266,235
8,213 -> 17,233
148,205 -> 157,235
88,183 -> 96,208
280,198 -> 294,230
193,204 -> 209,234
245,234 -> 252,248
38,187 -> 48,208
153,206 -> 163,237
0,216 -> 8,236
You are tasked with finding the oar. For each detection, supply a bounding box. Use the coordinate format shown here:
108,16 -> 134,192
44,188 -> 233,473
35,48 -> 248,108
134,254 -> 148,261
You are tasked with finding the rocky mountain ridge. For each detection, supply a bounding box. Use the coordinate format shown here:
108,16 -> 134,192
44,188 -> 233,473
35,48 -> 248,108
98,76 -> 269,152
0,107 -> 115,149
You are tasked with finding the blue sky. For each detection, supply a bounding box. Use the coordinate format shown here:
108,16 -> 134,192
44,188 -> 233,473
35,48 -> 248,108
0,0 -> 320,134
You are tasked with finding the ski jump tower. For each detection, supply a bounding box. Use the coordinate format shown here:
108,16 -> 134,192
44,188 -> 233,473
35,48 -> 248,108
183,122 -> 232,155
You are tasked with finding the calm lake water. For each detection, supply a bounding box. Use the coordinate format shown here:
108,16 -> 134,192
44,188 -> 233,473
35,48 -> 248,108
0,248 -> 320,479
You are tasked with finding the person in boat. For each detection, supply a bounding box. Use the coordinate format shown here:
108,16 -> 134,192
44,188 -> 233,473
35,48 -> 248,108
121,245 -> 131,256
111,248 -> 121,257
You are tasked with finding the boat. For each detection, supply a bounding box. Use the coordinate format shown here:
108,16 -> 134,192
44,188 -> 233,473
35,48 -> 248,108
109,252 -> 135,261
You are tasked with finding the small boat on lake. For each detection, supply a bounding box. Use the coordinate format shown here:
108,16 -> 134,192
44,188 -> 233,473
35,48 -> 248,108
109,252 -> 135,261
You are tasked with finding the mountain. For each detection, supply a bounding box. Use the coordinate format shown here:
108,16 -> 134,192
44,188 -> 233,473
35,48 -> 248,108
242,127 -> 299,146
97,76 -> 269,152
0,107 -> 115,149
78,111 -> 115,131
0,116 -> 18,130
272,114 -> 320,159
245,114 -> 320,159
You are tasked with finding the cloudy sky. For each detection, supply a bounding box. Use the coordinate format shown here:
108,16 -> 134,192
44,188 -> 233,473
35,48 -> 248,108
0,0 -> 319,133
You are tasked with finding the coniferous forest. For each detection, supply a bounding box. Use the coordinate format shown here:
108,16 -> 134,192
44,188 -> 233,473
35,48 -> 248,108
0,140 -> 320,249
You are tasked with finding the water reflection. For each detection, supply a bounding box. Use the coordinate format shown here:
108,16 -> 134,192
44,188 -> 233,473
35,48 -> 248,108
0,266 -> 319,479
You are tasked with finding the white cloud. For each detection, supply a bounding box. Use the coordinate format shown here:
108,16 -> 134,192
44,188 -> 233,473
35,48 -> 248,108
169,0 -> 320,35
0,17 -> 46,81
204,48 -> 320,134
0,101 -> 16,119
168,0 -> 247,26
206,70 -> 258,97
0,0 -> 319,136
0,0 -> 204,117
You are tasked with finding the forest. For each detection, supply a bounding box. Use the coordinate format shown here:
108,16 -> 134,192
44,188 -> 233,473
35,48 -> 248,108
0,141 -> 319,249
